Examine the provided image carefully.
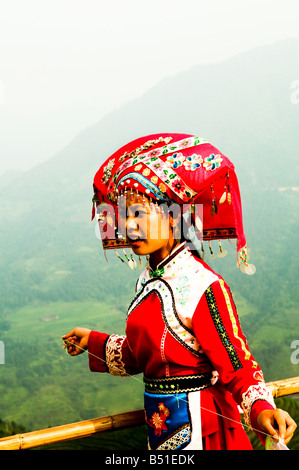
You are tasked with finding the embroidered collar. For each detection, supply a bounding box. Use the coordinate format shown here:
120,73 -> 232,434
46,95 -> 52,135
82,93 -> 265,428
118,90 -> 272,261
148,242 -> 187,278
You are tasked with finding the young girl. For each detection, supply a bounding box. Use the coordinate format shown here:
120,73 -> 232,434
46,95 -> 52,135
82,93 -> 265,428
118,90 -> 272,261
63,133 -> 296,450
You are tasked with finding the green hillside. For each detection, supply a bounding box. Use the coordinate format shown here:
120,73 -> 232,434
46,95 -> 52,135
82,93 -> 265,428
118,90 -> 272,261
0,40 -> 298,447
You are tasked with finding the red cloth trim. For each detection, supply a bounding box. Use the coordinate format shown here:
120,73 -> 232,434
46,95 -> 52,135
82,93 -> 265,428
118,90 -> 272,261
88,331 -> 109,372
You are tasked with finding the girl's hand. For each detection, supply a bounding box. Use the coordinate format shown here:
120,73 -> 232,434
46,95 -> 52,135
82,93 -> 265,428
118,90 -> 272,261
62,328 -> 91,356
257,408 -> 297,445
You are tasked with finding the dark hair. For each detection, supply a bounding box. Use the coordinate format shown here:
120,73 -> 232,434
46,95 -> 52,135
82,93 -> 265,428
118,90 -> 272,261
157,201 -> 202,260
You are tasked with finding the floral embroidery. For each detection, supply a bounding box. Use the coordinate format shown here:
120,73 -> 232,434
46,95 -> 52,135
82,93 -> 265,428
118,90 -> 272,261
116,136 -> 207,181
142,168 -> 151,176
203,154 -> 223,171
171,178 -> 186,193
176,276 -> 190,305
105,335 -> 129,376
241,383 -> 276,428
134,163 -> 142,171
158,402 -> 170,416
148,403 -> 170,436
102,158 -> 115,185
253,370 -> 265,382
119,136 -> 173,162
180,139 -> 191,147
166,152 -> 185,169
183,154 -> 203,171
153,162 -> 162,170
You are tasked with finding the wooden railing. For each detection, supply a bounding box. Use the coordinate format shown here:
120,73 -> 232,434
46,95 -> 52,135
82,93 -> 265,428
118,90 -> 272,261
0,376 -> 298,450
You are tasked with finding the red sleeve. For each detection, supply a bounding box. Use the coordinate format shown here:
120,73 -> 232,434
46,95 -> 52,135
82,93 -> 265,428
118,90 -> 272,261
192,279 -> 275,442
88,330 -> 142,376
88,331 -> 109,372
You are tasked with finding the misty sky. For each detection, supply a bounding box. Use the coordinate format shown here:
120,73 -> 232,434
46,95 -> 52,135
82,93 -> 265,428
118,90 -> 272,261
0,0 -> 299,176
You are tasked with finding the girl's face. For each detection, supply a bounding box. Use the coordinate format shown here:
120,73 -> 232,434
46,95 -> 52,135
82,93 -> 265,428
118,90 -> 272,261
125,194 -> 175,266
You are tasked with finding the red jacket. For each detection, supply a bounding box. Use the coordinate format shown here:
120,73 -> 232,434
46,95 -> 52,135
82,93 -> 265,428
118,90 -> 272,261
88,243 -> 275,449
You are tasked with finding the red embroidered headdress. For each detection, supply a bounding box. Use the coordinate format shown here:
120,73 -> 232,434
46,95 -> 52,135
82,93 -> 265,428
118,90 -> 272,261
92,133 -> 254,274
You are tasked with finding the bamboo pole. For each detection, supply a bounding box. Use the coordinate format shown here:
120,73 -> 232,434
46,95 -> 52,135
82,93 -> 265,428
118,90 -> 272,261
0,376 -> 298,450
265,376 -> 299,398
0,409 -> 146,450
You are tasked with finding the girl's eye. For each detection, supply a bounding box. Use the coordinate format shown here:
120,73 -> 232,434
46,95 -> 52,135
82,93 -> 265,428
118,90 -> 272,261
128,209 -> 148,217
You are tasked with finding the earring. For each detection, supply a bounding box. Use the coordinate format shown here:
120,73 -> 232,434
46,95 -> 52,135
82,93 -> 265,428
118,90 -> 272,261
217,240 -> 228,258
209,241 -> 217,259
114,249 -> 137,270
237,246 -> 256,275
128,249 -> 137,270
114,249 -> 125,264
122,249 -> 137,270
210,185 -> 217,216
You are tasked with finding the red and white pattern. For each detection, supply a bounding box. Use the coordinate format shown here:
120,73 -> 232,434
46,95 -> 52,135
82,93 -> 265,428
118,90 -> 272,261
88,244 -> 275,449
241,383 -> 276,428
105,335 -> 128,376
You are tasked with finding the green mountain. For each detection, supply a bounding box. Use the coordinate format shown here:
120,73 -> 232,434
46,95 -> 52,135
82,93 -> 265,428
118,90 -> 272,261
0,39 -> 298,440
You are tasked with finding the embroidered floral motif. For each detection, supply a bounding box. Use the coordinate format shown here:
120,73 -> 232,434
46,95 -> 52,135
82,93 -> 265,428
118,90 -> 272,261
171,178 -> 186,193
119,136 -> 173,162
120,136 -> 207,165
105,335 -> 129,376
241,383 -> 276,428
176,276 -> 190,305
203,153 -> 223,171
102,158 -> 115,185
158,402 -> 170,416
253,370 -> 265,382
180,139 -> 191,147
183,154 -> 203,171
148,403 -> 170,436
166,152 -> 185,169
142,168 -> 151,176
